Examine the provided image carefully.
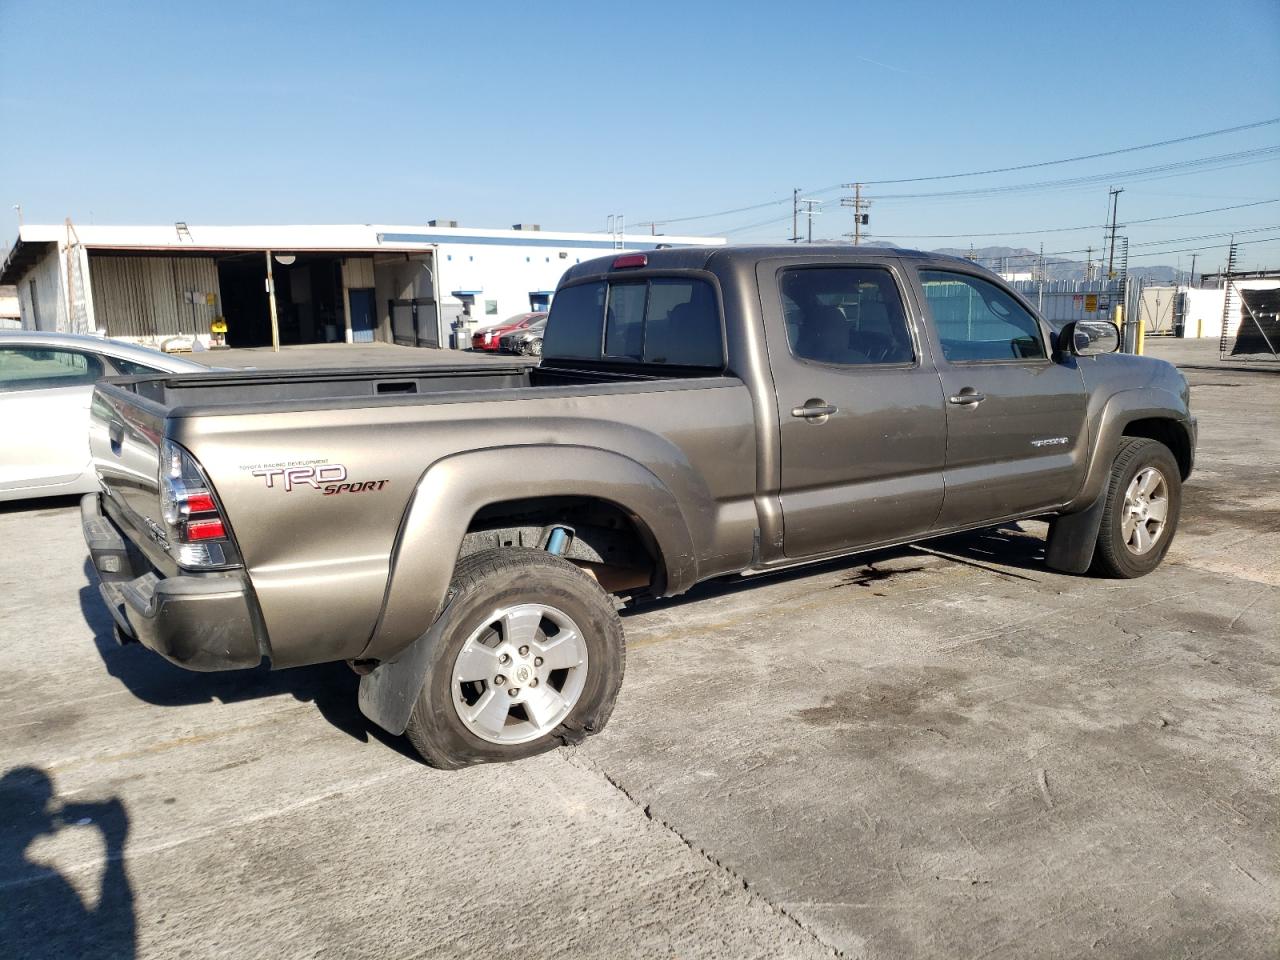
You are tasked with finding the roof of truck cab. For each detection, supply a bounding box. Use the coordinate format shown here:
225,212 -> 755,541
561,243 -> 989,284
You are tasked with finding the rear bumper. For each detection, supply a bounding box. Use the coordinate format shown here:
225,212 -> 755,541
81,493 -> 263,671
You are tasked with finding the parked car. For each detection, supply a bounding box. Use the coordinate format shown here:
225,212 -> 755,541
471,312 -> 546,351
83,245 -> 1194,769
499,316 -> 547,356
1,331 -> 208,502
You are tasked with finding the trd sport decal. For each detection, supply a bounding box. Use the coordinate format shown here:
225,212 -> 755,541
250,463 -> 389,495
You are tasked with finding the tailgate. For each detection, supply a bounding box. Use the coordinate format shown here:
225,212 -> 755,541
89,383 -> 170,567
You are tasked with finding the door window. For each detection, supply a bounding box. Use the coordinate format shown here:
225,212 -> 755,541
918,270 -> 1046,361
779,267 -> 914,365
0,347 -> 104,392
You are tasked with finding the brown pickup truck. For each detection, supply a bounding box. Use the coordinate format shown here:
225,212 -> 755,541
83,245 -> 1195,767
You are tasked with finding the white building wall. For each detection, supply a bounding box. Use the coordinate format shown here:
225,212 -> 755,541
434,240 -> 609,346
1160,281 -> 1280,338
19,245 -> 66,331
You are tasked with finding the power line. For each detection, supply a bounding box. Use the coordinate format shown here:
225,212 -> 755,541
636,117 -> 1280,227
857,117 -> 1280,186
870,198 -> 1280,239
868,146 -> 1280,202
967,224 -> 1280,265
721,150 -> 1278,236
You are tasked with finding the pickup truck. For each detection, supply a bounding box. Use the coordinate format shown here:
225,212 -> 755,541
82,245 -> 1195,768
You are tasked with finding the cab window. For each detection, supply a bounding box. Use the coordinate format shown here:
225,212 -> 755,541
918,270 -> 1046,361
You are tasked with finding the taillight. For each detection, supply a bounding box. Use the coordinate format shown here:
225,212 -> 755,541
159,439 -> 238,568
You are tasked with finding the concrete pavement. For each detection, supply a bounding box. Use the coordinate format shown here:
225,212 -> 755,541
0,338 -> 1275,959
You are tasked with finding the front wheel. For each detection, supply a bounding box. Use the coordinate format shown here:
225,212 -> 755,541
405,548 -> 625,768
1091,437 -> 1182,578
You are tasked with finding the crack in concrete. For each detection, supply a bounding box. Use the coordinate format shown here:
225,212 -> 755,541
561,750 -> 849,959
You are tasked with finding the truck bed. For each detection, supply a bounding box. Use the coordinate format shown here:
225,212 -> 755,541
89,359 -> 758,668
121,361 -> 682,415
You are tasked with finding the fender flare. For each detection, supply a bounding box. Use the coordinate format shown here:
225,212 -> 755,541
1067,387 -> 1193,512
359,444 -> 698,663
1047,387 -> 1193,574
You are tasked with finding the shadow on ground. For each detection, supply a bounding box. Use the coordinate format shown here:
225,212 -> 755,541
627,521 -> 1052,616
0,493 -> 84,516
0,766 -> 135,960
78,559 -> 419,762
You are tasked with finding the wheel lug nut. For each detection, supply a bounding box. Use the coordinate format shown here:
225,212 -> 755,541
534,656 -> 543,667
530,678 -> 539,687
493,674 -> 506,686
499,653 -> 510,665
518,645 -> 530,656
508,687 -> 520,697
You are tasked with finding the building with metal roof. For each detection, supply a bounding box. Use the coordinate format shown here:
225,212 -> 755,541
0,221 -> 724,349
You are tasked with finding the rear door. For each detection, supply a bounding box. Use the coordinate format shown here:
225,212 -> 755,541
908,266 -> 1089,526
0,345 -> 104,491
757,257 -> 948,558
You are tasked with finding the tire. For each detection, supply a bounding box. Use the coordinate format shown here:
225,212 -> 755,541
529,338 -> 543,357
1091,437 -> 1182,578
405,548 -> 625,769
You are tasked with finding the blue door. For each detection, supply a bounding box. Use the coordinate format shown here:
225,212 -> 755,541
349,288 -> 376,343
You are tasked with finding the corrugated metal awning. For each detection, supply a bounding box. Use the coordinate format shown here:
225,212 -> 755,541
0,239 -> 56,286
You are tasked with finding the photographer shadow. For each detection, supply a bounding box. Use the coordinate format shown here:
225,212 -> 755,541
0,766 -> 135,960
78,559 -> 418,762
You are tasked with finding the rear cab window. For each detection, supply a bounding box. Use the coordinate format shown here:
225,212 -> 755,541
543,276 -> 724,368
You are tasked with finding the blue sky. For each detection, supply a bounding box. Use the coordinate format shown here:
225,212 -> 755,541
2,0 -> 1279,270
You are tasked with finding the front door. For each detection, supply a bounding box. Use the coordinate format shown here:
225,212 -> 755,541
909,267 -> 1089,527
349,288 -> 376,343
758,258 -> 948,559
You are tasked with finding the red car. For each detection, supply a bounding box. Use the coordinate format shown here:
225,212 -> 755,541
471,312 -> 546,351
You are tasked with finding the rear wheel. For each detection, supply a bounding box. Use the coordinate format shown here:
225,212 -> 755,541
405,548 -> 625,768
1092,437 -> 1182,578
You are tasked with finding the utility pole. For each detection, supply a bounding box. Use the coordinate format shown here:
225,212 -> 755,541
790,188 -> 801,243
1189,253 -> 1198,288
798,198 -> 822,243
1105,186 -> 1124,279
839,182 -> 870,245
1037,242 -> 1045,313
1084,246 -> 1093,282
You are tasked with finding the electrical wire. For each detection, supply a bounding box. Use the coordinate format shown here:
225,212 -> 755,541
869,199 -> 1280,240
857,117 -> 1280,186
866,146 -> 1280,202
637,117 -> 1280,226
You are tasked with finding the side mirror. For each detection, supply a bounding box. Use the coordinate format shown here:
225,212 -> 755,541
1061,319 -> 1120,356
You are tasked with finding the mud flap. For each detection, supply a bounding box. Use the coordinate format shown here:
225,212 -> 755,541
1045,492 -> 1107,575
357,601 -> 454,736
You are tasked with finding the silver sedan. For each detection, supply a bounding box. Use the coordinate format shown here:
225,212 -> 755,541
0,331 -> 209,502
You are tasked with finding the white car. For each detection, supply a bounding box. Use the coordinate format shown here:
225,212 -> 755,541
0,331 -> 209,502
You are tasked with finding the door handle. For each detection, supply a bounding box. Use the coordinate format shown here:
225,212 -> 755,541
791,400 -> 837,420
109,420 -> 125,454
947,390 -> 986,406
